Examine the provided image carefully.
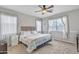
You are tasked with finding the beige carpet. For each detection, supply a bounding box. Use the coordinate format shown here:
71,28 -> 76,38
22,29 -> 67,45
8,40 -> 79,54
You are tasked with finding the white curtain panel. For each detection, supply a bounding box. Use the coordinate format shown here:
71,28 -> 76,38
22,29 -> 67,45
36,20 -> 42,32
0,13 -> 17,41
1,14 -> 17,35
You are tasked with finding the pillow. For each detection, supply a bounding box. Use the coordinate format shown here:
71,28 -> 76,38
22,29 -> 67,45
24,31 -> 31,35
21,31 -> 31,36
21,31 -> 31,35
31,31 -> 38,34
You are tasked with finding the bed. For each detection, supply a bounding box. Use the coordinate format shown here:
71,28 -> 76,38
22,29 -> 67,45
19,26 -> 52,53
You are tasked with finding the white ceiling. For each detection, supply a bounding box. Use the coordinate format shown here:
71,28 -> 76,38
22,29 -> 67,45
0,5 -> 79,18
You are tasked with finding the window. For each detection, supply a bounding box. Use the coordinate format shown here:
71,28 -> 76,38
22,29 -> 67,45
49,17 -> 66,32
1,13 -> 17,35
36,20 -> 41,32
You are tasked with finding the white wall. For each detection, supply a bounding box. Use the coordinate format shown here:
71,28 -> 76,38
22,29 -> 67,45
68,10 -> 79,43
68,10 -> 79,31
19,13 -> 35,27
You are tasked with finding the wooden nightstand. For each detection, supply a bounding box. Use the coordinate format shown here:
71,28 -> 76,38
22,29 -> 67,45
0,40 -> 7,54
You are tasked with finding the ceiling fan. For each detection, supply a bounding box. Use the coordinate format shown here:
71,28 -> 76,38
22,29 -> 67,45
35,5 -> 54,15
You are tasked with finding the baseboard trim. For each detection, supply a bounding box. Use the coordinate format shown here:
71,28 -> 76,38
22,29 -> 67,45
55,39 -> 76,45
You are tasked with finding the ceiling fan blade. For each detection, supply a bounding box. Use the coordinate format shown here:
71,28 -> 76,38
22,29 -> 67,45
43,5 -> 46,9
47,10 -> 53,13
35,10 -> 42,12
38,5 -> 42,9
47,5 -> 54,9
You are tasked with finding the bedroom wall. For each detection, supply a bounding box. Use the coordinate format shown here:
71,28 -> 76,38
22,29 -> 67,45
18,13 -> 36,27
68,10 -> 79,43
68,10 -> 79,32
43,9 -> 79,44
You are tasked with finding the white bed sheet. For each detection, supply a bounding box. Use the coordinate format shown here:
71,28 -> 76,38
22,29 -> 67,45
20,33 -> 52,53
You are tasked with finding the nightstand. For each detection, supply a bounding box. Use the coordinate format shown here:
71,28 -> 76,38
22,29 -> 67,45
0,40 -> 7,54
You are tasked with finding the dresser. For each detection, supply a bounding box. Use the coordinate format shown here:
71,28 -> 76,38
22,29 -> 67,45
0,40 -> 7,54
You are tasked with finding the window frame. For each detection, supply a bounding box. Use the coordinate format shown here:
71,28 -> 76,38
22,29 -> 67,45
48,16 -> 67,32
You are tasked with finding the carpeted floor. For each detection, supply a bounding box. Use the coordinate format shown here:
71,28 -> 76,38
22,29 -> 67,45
8,40 -> 79,54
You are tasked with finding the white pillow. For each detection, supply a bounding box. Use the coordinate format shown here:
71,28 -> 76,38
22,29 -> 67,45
32,31 -> 38,34
24,31 -> 31,35
21,31 -> 31,36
